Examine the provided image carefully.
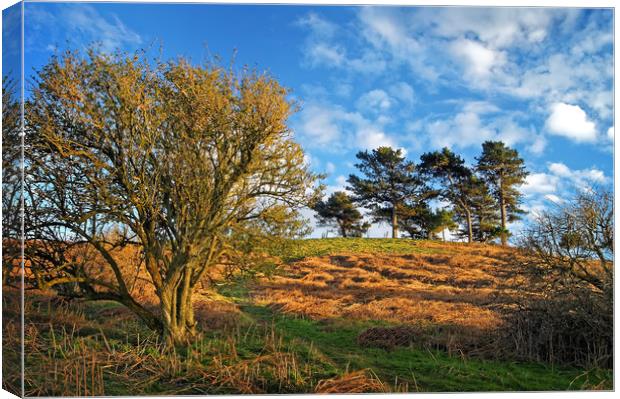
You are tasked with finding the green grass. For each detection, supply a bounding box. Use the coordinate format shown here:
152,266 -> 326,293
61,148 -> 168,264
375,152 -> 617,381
266,237 -> 454,262
234,305 -> 611,392
213,273 -> 612,392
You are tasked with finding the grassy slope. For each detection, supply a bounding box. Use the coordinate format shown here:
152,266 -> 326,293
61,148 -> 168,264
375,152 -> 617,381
222,238 -> 612,391
9,238 -> 612,395
237,304 -> 608,392
267,237 -> 456,261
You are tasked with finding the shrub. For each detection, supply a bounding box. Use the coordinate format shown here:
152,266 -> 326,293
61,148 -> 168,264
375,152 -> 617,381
503,189 -> 613,368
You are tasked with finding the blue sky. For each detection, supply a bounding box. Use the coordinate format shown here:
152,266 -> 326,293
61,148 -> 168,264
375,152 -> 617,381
6,1 -> 615,238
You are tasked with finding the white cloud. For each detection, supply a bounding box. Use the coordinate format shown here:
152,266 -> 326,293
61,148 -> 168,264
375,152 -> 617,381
462,101 -> 500,114
306,43 -> 346,67
356,89 -> 392,112
509,52 -> 612,128
359,7 -> 413,50
570,17 -> 614,57
418,8 -> 556,48
586,90 -> 613,119
355,127 -> 397,150
325,162 -> 336,174
521,173 -> 559,195
388,82 -> 415,105
298,12 -> 386,74
304,7 -> 611,126
296,8 -> 612,161
294,102 -> 398,152
26,4 -> 142,53
66,6 -> 142,51
296,12 -> 337,38
544,194 -> 563,204
582,169 -> 606,183
335,175 -> 348,187
450,39 -> 505,79
520,162 -> 608,210
426,112 -> 483,149
358,7 -> 437,81
527,135 -> 547,155
607,126 -> 614,141
345,51 -> 388,74
334,83 -> 353,98
421,104 -> 536,151
546,102 -> 597,142
548,162 -> 571,177
296,104 -> 345,146
548,162 -> 608,186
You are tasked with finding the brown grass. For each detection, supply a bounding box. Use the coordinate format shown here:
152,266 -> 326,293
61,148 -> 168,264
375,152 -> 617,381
249,242 -> 542,357
4,290 -> 309,395
314,370 -> 388,393
253,243 -> 520,331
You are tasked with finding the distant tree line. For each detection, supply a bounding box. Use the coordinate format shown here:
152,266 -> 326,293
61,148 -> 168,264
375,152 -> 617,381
313,143 -> 528,245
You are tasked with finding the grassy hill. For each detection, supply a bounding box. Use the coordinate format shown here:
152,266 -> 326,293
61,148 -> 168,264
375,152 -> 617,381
4,239 -> 612,395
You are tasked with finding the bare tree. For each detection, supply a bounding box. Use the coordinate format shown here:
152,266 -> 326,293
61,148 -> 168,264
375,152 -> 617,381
520,188 -> 612,299
511,188 -> 613,367
26,49 -> 320,344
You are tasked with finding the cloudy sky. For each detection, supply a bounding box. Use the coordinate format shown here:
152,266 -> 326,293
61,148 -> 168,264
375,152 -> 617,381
5,1 -> 614,238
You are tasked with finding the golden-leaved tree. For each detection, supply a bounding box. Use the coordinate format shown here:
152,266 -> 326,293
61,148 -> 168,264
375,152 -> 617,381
26,49 -> 321,344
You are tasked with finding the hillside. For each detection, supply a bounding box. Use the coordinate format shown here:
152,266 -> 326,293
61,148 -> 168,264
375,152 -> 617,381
4,239 -> 611,395
255,239 -> 516,330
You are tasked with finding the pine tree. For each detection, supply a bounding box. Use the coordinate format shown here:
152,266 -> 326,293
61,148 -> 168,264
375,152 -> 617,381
398,203 -> 433,239
419,147 -> 476,243
399,205 -> 456,241
476,141 -> 528,245
312,191 -> 370,237
468,177 -> 501,242
429,209 -> 458,241
347,147 -> 428,238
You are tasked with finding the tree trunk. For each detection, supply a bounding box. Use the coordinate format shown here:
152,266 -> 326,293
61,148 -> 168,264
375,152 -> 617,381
391,206 -> 398,238
499,190 -> 507,246
339,222 -> 347,238
160,272 -> 196,346
465,209 -> 473,243
442,229 -> 446,242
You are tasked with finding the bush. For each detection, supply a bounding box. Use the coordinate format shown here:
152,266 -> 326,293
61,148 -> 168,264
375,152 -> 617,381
503,189 -> 613,368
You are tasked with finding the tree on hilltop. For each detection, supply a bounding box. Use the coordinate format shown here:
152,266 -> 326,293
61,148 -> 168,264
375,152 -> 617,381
399,204 -> 457,241
419,147 -> 478,243
347,147 -> 430,238
312,191 -> 370,237
476,141 -> 528,246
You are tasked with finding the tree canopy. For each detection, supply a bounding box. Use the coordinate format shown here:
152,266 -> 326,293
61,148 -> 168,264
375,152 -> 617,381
26,49 -> 321,343
399,204 -> 456,241
347,147 -> 430,238
476,141 -> 528,245
312,191 -> 370,237
419,147 -> 478,242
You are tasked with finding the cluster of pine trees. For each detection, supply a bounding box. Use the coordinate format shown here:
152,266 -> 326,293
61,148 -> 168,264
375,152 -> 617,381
312,141 -> 529,245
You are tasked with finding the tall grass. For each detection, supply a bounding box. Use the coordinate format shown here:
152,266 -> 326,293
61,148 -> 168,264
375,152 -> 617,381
6,290 -> 390,395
